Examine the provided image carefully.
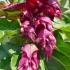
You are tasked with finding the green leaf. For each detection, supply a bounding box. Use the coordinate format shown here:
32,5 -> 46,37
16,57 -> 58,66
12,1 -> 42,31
47,56 -> 65,70
64,31 -> 70,41
53,30 -> 70,70
39,49 -> 48,70
0,31 -> 5,39
11,54 -> 19,70
62,14 -> 70,24
54,18 -> 70,32
55,30 -> 70,56
40,59 -> 46,70
61,25 -> 70,32
64,9 -> 70,14
53,17 -> 66,30
8,0 -> 24,3
60,0 -> 67,8
64,0 -> 70,9
0,19 -> 19,30
18,0 -> 25,3
53,49 -> 70,70
54,18 -> 65,24
60,0 -> 70,13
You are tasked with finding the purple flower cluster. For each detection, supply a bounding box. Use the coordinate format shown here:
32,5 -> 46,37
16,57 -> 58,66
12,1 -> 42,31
7,0 -> 61,70
20,16 -> 56,61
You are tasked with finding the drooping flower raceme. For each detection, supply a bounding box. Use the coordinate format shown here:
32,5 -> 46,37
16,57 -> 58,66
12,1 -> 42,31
17,44 -> 40,70
5,0 -> 61,70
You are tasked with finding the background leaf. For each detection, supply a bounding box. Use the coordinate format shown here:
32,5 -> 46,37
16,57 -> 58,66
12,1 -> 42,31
11,54 -> 19,70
